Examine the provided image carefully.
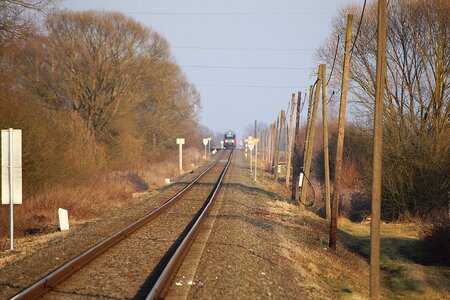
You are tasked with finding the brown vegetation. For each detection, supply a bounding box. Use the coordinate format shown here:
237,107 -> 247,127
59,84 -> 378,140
0,2 -> 210,238
316,0 -> 450,220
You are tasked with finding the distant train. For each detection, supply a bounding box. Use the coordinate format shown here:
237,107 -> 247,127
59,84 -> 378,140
223,131 -> 236,149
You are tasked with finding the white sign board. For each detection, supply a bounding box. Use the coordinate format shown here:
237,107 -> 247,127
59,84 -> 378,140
2,129 -> 22,205
248,144 -> 255,151
203,138 -> 208,146
176,138 -> 185,145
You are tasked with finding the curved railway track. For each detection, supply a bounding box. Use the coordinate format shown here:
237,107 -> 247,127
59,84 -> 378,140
11,150 -> 234,300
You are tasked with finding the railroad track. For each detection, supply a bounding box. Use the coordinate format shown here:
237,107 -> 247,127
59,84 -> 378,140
11,149 -> 234,300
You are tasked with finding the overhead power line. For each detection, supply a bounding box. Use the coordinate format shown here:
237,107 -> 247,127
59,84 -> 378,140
196,84 -> 309,89
181,65 -> 314,70
172,46 -> 315,52
126,11 -> 333,16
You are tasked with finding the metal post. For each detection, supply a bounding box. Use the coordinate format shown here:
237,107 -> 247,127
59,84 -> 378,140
179,143 -> 183,175
250,146 -> 253,172
321,64 -> 331,222
370,1 -> 386,298
330,14 -> 353,250
204,144 -> 207,159
9,128 -> 14,250
254,143 -> 258,181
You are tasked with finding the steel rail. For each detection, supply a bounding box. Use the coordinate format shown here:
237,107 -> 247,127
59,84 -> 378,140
10,150 -> 228,300
147,150 -> 234,299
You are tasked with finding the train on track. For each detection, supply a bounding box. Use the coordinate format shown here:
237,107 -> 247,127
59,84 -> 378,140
223,131 -> 236,149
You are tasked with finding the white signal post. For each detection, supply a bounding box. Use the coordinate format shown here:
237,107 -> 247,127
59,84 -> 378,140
202,138 -> 208,159
2,128 -> 22,251
176,138 -> 185,175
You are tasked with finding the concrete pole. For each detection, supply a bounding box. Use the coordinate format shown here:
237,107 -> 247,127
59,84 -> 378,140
286,93 -> 296,189
370,1 -> 386,298
291,92 -> 302,204
272,117 -> 279,174
300,72 -> 321,209
329,14 -> 353,250
275,110 -> 285,181
321,64 -> 331,222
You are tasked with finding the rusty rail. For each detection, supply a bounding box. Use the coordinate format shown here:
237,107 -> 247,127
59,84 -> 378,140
10,151 -> 228,300
146,150 -> 234,299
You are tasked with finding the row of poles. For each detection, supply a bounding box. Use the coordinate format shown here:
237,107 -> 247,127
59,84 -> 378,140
255,2 -> 386,298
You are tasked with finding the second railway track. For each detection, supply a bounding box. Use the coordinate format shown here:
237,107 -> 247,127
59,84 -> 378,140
11,150 -> 234,300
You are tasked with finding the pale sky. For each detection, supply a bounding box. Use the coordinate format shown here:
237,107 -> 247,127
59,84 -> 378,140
63,0 -> 365,139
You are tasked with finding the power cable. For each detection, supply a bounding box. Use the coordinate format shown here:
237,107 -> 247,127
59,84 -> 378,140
196,84 -> 310,89
326,34 -> 340,87
125,11 -> 334,16
181,65 -> 315,71
349,0 -> 367,60
172,46 -> 315,52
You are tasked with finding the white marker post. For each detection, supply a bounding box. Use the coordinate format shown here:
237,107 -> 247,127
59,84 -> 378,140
1,129 -> 22,250
203,138 -> 208,159
176,138 -> 185,175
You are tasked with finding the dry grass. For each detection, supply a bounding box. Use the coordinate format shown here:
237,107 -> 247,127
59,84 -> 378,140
0,147 -> 205,247
258,166 -> 450,299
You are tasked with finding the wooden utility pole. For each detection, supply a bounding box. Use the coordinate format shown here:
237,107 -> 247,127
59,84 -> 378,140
291,92 -> 302,204
321,64 -> 331,222
285,93 -> 296,189
275,110 -> 285,181
370,1 -> 386,298
300,71 -> 321,209
272,118 -> 279,174
329,14 -> 353,250
302,86 -> 314,173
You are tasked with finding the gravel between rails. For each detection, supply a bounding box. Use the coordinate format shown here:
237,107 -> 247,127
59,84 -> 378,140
42,156 -> 229,299
166,150 -> 329,299
0,154 -> 223,300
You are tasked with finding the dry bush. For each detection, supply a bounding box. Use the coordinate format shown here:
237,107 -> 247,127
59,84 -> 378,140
420,220 -> 450,265
0,174 -> 137,239
140,147 -> 202,186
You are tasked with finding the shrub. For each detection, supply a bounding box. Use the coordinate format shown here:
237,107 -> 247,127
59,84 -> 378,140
420,220 -> 450,265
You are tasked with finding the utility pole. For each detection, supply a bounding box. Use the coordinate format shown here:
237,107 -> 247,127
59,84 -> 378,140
291,92 -> 302,204
370,1 -> 386,298
300,88 -> 313,211
272,117 -> 279,174
300,71 -> 321,209
286,93 -> 296,189
254,120 -> 257,139
329,14 -> 353,250
275,110 -> 285,181
321,64 -> 331,222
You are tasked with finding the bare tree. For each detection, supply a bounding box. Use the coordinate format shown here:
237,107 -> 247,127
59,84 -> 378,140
317,0 -> 450,218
